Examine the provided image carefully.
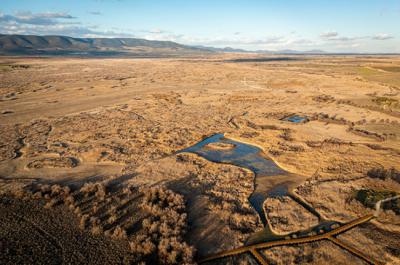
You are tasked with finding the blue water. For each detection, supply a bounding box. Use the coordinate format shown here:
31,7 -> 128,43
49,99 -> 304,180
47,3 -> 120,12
285,115 -> 307,123
180,134 -> 287,176
179,133 -> 288,225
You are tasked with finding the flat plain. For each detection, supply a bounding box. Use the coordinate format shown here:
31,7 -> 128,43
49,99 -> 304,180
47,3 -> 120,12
0,54 -> 399,264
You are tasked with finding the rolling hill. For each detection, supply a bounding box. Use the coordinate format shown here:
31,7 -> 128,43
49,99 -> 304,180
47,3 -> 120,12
0,34 -> 211,57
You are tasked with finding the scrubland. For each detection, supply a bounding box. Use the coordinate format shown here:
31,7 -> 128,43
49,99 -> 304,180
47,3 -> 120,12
0,54 -> 399,264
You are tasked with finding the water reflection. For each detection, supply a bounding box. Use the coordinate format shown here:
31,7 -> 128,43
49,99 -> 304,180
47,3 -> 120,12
180,133 -> 290,225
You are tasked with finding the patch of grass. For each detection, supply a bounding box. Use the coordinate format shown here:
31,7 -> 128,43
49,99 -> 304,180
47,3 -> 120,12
374,66 -> 400,73
0,64 -> 12,71
354,189 -> 399,214
355,66 -> 400,88
357,67 -> 379,76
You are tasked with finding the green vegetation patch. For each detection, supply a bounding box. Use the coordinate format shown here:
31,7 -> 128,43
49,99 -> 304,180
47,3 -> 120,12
356,66 -> 400,88
354,189 -> 399,215
374,66 -> 400,73
357,66 -> 379,76
0,64 -> 11,72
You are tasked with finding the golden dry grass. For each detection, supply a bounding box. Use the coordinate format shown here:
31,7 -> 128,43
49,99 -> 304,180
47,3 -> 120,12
0,54 -> 399,264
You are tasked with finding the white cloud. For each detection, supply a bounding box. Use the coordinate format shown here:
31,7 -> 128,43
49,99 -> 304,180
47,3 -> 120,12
320,31 -> 371,43
0,11 -> 76,25
372,33 -> 394,40
0,11 -> 135,38
135,30 -> 322,51
1,10 -> 396,53
321,31 -> 395,43
320,31 -> 338,38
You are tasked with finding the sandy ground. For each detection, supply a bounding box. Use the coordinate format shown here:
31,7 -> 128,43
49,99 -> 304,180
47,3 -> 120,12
0,55 -> 400,264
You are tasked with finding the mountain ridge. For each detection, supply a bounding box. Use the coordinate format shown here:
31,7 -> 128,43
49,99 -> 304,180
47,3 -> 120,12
1,34 -> 398,56
194,45 -> 327,54
0,34 -> 210,56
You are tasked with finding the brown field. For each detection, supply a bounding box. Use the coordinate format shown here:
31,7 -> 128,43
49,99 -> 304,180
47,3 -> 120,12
1,54 -> 400,265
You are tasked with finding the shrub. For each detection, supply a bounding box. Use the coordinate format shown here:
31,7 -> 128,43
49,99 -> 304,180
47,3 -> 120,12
129,186 -> 195,264
279,129 -> 293,141
80,182 -> 100,197
354,189 -> 399,214
50,184 -> 62,196
63,186 -> 71,195
39,184 -> 51,194
107,214 -> 117,224
158,237 -> 194,264
91,224 -> 104,235
95,184 -> 107,200
74,206 -> 81,215
367,167 -> 400,183
123,185 -> 134,195
80,214 -> 89,229
92,205 -> 98,214
90,216 -> 100,225
130,237 -> 156,256
13,189 -> 26,199
33,191 -> 43,199
112,226 -> 127,240
64,195 -> 75,206
44,198 -> 61,209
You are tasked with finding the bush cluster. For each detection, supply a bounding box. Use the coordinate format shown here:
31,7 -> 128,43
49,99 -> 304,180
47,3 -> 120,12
80,182 -> 107,200
354,189 -> 399,215
29,184 -> 71,208
367,167 -> 400,183
130,187 -> 195,264
9,182 -> 196,264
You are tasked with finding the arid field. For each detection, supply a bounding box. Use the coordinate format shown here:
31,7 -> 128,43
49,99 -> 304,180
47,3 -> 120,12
1,55 -> 400,264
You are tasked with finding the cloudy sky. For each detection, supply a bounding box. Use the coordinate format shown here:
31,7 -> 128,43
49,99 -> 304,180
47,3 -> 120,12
1,0 -> 399,53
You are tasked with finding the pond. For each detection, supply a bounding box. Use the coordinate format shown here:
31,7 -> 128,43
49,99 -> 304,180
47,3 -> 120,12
179,133 -> 291,225
282,115 -> 308,123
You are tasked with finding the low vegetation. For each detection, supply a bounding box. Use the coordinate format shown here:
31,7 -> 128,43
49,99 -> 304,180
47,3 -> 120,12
0,63 -> 30,72
372,97 -> 399,109
6,182 -> 195,264
354,189 -> 399,215
0,193 -> 134,264
367,167 -> 400,183
1,55 -> 400,264
130,187 -> 195,264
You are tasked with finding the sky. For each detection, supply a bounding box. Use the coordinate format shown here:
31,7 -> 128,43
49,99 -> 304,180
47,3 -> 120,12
0,0 -> 399,53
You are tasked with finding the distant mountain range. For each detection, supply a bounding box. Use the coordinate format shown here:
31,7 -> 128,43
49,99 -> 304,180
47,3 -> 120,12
194,45 -> 327,54
0,34 -> 210,57
2,34 -> 395,57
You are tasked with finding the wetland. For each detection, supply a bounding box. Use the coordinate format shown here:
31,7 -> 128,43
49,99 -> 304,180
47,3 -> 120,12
1,55 -> 400,264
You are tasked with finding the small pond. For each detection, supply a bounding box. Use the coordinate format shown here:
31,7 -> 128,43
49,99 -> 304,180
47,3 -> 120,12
180,133 -> 289,225
282,115 -> 308,123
